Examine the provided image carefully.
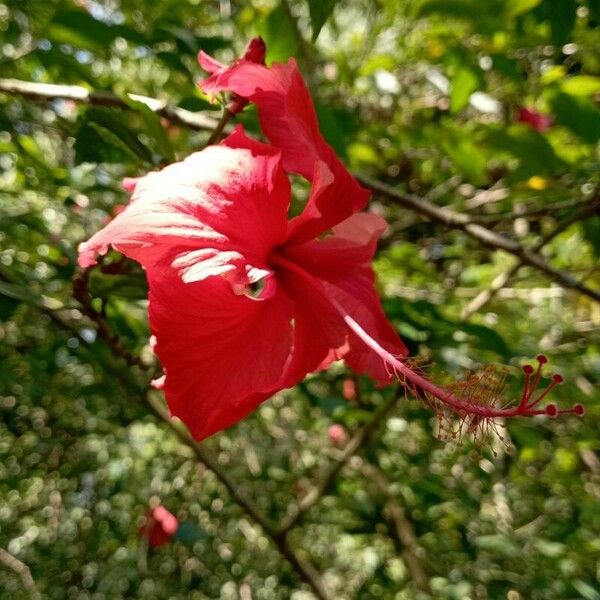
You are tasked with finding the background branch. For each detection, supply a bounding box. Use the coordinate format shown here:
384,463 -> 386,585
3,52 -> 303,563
460,195 -> 600,319
0,78 -> 219,131
360,463 -> 431,593
2,77 -> 597,305
0,548 -> 41,600
358,175 -> 600,304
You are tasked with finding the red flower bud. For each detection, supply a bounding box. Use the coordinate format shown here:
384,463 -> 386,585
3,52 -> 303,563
240,37 -> 266,65
140,505 -> 179,547
328,424 -> 348,446
342,378 -> 357,401
517,107 -> 553,132
228,37 -> 267,115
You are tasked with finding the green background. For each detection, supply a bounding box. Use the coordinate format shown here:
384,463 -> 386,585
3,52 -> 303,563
0,0 -> 599,598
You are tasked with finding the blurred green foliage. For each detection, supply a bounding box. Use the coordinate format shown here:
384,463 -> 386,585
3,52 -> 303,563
0,0 -> 599,598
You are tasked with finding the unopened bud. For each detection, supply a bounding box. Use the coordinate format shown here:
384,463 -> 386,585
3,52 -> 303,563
228,37 -> 267,115
328,424 -> 348,446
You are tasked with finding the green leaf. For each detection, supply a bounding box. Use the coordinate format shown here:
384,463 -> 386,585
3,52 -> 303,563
583,216 -> 600,257
47,9 -> 144,51
259,2 -> 300,63
483,125 -> 563,179
561,76 -> 600,97
572,580 -> 600,600
124,98 -> 175,162
505,0 -> 541,17
589,0 -> 600,23
450,67 -> 479,112
90,273 -> 148,300
0,294 -> 19,321
443,137 -> 487,184
75,108 -> 153,165
306,0 -> 337,41
417,0 -> 482,19
315,103 -> 357,160
549,93 -> 600,144
178,96 -> 220,112
0,280 -> 62,311
545,0 -> 577,46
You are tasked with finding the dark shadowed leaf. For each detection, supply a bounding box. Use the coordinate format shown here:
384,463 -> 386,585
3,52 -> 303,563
545,0 -> 577,46
75,108 -> 154,164
306,0 -> 338,41
259,2 -> 300,63
548,93 -> 600,144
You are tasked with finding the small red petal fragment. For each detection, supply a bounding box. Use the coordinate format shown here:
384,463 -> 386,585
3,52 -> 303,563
328,424 -> 348,446
140,505 -> 179,547
241,37 -> 266,65
122,177 -> 139,193
342,378 -> 357,401
516,106 -> 553,132
151,375 -> 166,390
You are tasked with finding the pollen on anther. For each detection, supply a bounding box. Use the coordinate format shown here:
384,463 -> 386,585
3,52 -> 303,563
537,354 -> 548,364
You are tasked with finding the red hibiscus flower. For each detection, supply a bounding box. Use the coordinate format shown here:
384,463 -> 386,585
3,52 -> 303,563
78,43 -> 581,441
140,505 -> 179,547
516,106 -> 553,132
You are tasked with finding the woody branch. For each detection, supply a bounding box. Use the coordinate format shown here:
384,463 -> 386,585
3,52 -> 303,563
70,265 -> 331,599
0,548 -> 41,600
1,77 -> 599,306
460,194 -> 600,319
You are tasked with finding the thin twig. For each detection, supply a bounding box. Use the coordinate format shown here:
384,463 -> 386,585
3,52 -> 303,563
204,108 -> 234,146
461,195 -> 600,319
358,175 -> 600,304
360,464 -> 431,593
0,78 -> 219,131
277,392 -> 400,534
0,548 -> 41,600
467,197 -> 595,224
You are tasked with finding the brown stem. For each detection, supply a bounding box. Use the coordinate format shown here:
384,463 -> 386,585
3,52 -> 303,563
71,267 -> 330,599
358,175 -> 600,305
277,392 -> 400,534
203,108 -> 234,147
0,548 -> 41,600
461,195 -> 600,319
361,464 -> 431,594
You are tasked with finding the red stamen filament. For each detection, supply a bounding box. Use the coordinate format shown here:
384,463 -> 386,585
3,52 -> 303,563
523,355 -> 546,406
270,253 -> 583,422
526,374 -> 562,411
518,365 -> 534,409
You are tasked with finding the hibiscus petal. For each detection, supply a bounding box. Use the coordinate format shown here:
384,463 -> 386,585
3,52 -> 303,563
148,267 -> 294,440
283,212 -> 407,384
78,129 -> 290,280
275,266 -> 349,387
199,58 -> 370,243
